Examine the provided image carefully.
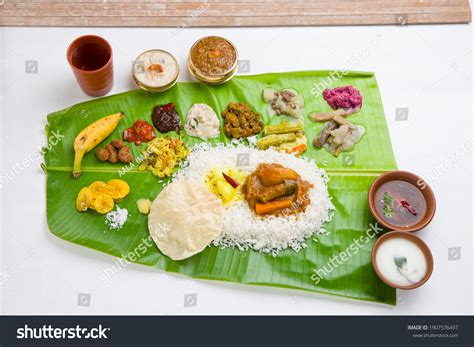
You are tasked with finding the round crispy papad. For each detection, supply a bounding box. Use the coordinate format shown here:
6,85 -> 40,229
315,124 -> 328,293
148,180 -> 224,261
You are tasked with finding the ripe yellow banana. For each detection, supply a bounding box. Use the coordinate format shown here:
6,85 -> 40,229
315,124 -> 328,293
73,112 -> 124,178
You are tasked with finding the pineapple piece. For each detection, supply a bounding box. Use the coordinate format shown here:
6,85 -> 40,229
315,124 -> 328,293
216,179 -> 236,204
206,167 -> 247,205
228,169 -> 246,182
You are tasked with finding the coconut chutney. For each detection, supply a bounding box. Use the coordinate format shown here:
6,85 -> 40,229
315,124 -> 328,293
184,103 -> 220,140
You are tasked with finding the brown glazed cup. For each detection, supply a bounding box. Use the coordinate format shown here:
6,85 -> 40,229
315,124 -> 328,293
368,170 -> 436,233
372,231 -> 434,289
67,35 -> 113,97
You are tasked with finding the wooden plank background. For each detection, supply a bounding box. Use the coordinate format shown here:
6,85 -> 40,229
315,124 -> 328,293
0,0 -> 471,27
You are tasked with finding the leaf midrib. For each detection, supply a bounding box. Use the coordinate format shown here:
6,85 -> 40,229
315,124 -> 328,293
44,165 -> 391,176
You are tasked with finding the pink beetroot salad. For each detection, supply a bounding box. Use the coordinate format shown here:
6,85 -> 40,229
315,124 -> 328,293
322,86 -> 362,110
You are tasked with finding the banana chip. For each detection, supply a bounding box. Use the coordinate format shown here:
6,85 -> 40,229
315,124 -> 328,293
75,179 -> 130,215
89,181 -> 108,194
106,179 -> 130,200
76,187 -> 91,212
92,194 -> 115,214
88,191 -> 104,208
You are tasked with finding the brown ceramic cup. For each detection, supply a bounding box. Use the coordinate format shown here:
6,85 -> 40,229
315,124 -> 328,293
368,170 -> 436,233
67,35 -> 113,97
372,231 -> 434,289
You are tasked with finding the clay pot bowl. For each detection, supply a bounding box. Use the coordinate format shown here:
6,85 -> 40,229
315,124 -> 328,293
67,35 -> 113,97
372,231 -> 434,289
368,170 -> 436,233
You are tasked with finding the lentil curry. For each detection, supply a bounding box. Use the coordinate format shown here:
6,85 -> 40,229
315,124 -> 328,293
190,36 -> 237,75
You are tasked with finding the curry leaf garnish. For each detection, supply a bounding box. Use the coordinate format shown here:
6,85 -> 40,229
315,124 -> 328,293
383,192 -> 394,218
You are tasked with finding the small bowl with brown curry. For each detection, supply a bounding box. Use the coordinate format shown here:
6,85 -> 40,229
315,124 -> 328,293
188,36 -> 238,85
368,171 -> 436,232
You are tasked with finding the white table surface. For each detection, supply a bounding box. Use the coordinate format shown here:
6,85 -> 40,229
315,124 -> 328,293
0,23 -> 472,315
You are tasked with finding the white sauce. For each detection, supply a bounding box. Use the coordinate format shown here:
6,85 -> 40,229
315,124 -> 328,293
375,237 -> 427,286
184,103 -> 220,140
133,50 -> 178,88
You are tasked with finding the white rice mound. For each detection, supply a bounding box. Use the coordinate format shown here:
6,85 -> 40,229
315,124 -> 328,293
172,142 -> 334,256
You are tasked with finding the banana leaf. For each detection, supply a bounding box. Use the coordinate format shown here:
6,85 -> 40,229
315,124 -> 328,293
44,71 -> 397,305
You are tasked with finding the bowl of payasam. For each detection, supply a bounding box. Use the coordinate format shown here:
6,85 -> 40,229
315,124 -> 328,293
188,36 -> 238,85
368,171 -> 436,232
132,49 -> 180,92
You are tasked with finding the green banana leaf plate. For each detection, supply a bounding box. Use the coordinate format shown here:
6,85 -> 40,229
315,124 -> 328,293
44,70 -> 397,305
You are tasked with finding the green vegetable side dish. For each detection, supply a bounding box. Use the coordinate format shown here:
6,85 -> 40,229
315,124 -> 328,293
383,192 -> 394,218
258,121 -> 307,154
264,121 -> 304,135
44,71 -> 397,305
256,133 -> 296,150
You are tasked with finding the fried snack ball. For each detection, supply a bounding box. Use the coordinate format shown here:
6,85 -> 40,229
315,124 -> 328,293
111,139 -> 124,149
118,146 -> 133,163
95,147 -> 110,162
105,144 -> 119,164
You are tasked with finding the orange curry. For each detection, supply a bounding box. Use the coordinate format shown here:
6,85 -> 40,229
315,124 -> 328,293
242,163 -> 312,216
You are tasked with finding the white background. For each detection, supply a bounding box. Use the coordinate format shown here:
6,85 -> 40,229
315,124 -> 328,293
0,23 -> 472,315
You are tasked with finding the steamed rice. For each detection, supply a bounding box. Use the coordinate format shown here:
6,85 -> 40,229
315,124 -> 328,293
172,142 -> 334,255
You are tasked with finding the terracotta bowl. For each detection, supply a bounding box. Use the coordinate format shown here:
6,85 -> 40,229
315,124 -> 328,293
368,170 -> 436,232
372,231 -> 434,289
67,35 -> 113,97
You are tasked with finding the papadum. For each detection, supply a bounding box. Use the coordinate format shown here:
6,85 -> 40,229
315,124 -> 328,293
148,180 -> 224,260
